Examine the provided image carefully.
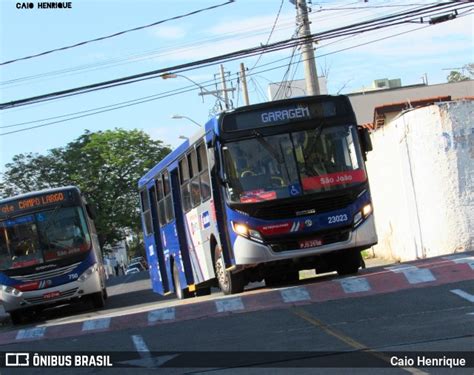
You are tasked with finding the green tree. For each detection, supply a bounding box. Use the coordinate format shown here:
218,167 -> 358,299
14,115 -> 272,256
1,128 -> 171,249
447,63 -> 473,83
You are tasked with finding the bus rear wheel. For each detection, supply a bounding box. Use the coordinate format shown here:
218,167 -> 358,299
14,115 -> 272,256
172,263 -> 192,300
214,247 -> 244,295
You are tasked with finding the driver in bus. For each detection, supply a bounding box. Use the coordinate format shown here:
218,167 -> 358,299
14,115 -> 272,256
50,220 -> 83,248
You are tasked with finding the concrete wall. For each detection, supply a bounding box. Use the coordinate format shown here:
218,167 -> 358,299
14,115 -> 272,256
366,100 -> 473,261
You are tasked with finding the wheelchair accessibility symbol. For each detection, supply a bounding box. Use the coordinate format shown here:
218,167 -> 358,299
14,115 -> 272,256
289,184 -> 301,196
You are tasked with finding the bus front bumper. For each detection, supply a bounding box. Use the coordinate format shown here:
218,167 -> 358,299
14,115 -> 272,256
233,214 -> 377,265
0,266 -> 103,313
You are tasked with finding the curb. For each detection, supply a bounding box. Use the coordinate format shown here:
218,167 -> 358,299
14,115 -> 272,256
1,252 -> 473,346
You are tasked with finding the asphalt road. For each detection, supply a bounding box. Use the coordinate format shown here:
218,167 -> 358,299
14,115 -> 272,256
0,258 -> 472,374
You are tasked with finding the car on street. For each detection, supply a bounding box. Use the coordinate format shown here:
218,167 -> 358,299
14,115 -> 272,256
125,262 -> 145,275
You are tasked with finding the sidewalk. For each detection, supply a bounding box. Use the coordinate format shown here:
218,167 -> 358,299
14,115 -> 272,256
364,255 -> 398,268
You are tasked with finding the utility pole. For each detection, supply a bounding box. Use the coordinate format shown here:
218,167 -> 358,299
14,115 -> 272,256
239,62 -> 250,106
295,0 -> 320,95
220,64 -> 230,110
198,64 -> 235,110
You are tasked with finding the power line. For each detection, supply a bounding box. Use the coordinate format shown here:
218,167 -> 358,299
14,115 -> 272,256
3,14 -> 468,137
248,0 -> 285,72
0,1 -> 469,110
0,0 -> 235,66
1,0 -> 388,88
0,1 -> 435,88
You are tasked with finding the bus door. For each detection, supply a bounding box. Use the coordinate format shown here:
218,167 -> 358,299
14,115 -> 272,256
179,146 -> 215,284
148,182 -> 170,294
141,187 -> 164,294
169,169 -> 195,286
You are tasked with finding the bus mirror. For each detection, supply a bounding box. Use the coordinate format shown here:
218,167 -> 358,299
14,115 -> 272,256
86,204 -> 97,220
359,127 -> 373,153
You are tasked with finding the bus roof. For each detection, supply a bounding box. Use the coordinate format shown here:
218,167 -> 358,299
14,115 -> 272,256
138,117 -> 218,189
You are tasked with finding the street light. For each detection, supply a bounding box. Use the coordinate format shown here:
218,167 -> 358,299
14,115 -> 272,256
161,72 -> 227,107
171,114 -> 202,127
178,135 -> 189,140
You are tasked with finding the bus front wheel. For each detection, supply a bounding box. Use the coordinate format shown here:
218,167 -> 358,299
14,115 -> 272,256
90,291 -> 105,308
10,311 -> 23,325
214,247 -> 244,295
336,250 -> 362,276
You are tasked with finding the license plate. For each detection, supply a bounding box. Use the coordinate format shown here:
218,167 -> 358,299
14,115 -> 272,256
43,291 -> 60,299
299,238 -> 323,249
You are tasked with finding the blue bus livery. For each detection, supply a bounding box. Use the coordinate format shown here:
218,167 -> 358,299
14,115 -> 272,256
139,95 -> 377,298
0,186 -> 107,324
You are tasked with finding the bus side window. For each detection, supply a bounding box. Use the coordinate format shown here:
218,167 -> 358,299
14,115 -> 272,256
179,158 -> 192,213
140,190 -> 153,235
162,171 -> 175,224
197,144 -> 211,202
155,176 -> 166,226
189,150 -> 201,207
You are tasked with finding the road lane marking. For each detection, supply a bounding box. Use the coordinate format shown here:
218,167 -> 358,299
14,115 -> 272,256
280,287 -> 310,303
132,335 -> 150,355
16,327 -> 46,340
450,289 -> 474,303
215,297 -> 244,313
130,335 -> 177,368
340,277 -> 371,293
148,307 -> 175,324
82,317 -> 111,331
292,308 -> 427,375
131,334 -> 154,368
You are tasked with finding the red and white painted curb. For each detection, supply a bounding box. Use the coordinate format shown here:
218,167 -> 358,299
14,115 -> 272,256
1,252 -> 473,346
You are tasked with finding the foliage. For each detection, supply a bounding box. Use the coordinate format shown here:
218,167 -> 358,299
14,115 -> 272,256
446,63 -> 473,83
0,128 -> 171,249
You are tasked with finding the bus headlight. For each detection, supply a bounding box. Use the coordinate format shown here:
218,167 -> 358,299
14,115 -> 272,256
362,203 -> 372,217
232,222 -> 263,242
79,265 -> 98,282
354,203 -> 373,227
1,285 -> 22,296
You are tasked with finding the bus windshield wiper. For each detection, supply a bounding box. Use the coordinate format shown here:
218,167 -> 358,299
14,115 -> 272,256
252,130 -> 284,165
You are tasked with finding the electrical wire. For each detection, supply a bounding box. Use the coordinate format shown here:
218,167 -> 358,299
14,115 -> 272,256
4,12 -> 468,137
248,0 -> 285,72
0,1 -> 469,110
0,0 -> 235,66
0,1 -> 428,88
0,0 -> 433,88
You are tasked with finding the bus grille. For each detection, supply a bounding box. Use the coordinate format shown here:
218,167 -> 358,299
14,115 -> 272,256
10,262 -> 81,282
24,288 -> 78,305
268,227 -> 351,252
255,194 -> 355,220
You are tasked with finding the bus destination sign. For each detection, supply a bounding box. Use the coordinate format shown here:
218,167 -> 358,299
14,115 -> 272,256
223,100 -> 341,132
0,192 -> 70,217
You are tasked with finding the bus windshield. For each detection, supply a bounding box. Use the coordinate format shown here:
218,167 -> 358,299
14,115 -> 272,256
223,125 -> 367,204
0,206 -> 91,270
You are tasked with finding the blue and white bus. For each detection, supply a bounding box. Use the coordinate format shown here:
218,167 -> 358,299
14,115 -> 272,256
0,186 -> 107,324
139,95 -> 377,298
